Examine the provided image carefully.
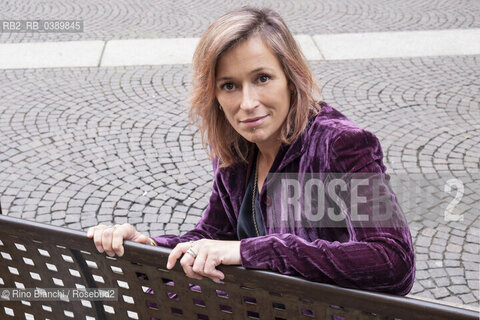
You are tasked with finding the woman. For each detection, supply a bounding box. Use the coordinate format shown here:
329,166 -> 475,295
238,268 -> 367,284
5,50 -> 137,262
88,7 -> 415,295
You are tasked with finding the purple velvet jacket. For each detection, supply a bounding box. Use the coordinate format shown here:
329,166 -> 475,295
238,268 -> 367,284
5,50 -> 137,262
153,104 -> 415,296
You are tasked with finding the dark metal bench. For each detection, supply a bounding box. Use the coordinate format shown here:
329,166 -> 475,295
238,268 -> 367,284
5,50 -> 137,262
0,214 -> 477,320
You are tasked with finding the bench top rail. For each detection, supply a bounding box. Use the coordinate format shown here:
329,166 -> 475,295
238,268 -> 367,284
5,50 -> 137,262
0,214 -> 477,320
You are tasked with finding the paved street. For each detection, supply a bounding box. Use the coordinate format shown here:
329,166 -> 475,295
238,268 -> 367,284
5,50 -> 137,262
0,0 -> 479,311
1,0 -> 480,43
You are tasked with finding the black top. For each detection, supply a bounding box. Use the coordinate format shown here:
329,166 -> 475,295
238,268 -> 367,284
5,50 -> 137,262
237,153 -> 266,240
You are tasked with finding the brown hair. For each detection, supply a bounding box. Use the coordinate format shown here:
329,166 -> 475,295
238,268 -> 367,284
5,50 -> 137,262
190,7 -> 321,167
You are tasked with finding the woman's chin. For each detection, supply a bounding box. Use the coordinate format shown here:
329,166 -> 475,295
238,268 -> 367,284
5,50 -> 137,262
243,131 -> 264,144
239,129 -> 282,147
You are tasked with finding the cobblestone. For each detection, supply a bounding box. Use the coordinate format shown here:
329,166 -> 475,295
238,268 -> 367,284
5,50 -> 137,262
432,287 -> 451,299
443,295 -> 464,305
459,293 -> 478,305
449,285 -> 471,295
451,276 -> 467,285
0,0 -> 479,43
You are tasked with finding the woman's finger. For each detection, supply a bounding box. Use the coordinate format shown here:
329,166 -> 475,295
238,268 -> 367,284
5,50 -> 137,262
204,255 -> 224,281
168,242 -> 203,280
101,226 -> 116,257
92,224 -> 108,253
180,253 -> 203,280
191,247 -> 207,276
166,242 -> 189,269
179,244 -> 203,280
111,224 -> 127,257
87,226 -> 97,238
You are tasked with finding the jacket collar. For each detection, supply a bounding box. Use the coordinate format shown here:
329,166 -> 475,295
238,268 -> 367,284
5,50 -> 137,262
269,111 -> 317,174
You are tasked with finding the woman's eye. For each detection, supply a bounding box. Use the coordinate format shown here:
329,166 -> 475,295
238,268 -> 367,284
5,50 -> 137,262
222,83 -> 235,91
258,74 -> 270,83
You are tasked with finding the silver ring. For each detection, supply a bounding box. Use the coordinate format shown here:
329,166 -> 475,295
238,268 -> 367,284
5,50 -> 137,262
186,247 -> 198,259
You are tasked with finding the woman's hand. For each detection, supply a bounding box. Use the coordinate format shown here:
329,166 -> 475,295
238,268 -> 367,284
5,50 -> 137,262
87,223 -> 153,257
166,239 -> 241,283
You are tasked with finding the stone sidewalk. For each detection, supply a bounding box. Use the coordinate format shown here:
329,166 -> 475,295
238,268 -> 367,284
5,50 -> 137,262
1,0 -> 479,42
0,0 -> 479,312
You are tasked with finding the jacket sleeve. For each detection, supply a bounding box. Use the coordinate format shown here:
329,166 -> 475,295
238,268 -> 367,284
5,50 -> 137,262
239,129 -> 416,295
152,164 -> 238,248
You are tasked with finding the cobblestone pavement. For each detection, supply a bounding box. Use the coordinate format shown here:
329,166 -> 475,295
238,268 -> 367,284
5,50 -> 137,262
1,0 -> 480,43
0,55 -> 478,308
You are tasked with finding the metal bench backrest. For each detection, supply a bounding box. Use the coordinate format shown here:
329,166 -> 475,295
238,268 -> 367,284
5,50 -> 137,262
0,215 -> 477,320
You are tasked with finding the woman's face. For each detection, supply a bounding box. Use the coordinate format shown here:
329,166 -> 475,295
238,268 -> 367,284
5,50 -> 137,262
215,35 -> 291,147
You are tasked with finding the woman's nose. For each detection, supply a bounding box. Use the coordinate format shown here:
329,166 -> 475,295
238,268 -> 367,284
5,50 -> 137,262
240,85 -> 258,111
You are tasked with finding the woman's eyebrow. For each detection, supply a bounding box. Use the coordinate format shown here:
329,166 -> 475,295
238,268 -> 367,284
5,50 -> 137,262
249,67 -> 273,74
216,76 -> 233,82
216,67 -> 274,82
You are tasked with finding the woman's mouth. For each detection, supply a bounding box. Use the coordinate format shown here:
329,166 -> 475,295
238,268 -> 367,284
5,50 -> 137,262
241,115 -> 268,127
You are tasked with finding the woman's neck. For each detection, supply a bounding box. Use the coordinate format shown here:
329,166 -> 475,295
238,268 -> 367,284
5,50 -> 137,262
256,140 -> 281,170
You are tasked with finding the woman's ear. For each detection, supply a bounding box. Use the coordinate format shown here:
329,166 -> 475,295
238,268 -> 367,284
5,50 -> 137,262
215,98 -> 223,111
288,82 -> 295,93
